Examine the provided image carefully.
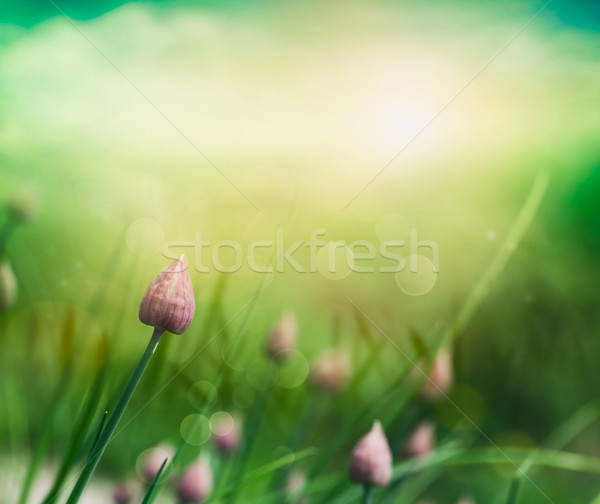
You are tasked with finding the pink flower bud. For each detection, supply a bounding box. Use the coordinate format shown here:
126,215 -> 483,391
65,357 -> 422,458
285,469 -> 307,502
349,421 -> 392,487
112,481 -> 136,504
139,255 -> 195,334
420,350 -> 453,401
310,349 -> 350,393
213,414 -> 241,455
177,458 -> 213,503
266,313 -> 297,361
402,422 -> 434,459
140,445 -> 174,483
285,469 -> 306,494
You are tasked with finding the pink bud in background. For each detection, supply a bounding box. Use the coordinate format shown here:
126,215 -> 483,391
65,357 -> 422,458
285,469 -> 307,503
402,422 -> 434,459
266,313 -> 297,361
310,349 -> 351,393
420,350 -> 453,401
456,498 -> 476,504
139,255 -> 195,335
213,414 -> 241,455
140,445 -> 174,483
177,458 -> 213,503
112,481 -> 136,504
285,469 -> 306,494
349,421 -> 393,487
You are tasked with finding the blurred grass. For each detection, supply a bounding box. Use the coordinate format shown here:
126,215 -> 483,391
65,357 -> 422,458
0,0 -> 599,502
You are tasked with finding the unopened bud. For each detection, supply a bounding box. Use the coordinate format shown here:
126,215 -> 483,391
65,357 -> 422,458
213,414 -> 241,454
285,469 -> 307,502
349,421 -> 392,487
266,313 -> 297,361
0,260 -> 17,311
112,481 -> 136,504
139,255 -> 195,334
402,422 -> 434,459
285,469 -> 306,494
178,457 -> 213,503
420,350 -> 453,401
140,445 -> 174,483
310,349 -> 350,393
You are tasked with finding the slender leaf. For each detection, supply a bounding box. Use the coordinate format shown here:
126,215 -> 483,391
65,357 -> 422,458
141,458 -> 169,504
215,447 -> 318,501
41,370 -> 106,504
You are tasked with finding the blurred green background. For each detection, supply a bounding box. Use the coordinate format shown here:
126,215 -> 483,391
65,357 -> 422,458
0,0 -> 599,502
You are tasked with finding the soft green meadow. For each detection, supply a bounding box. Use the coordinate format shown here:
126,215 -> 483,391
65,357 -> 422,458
1,0 -> 600,503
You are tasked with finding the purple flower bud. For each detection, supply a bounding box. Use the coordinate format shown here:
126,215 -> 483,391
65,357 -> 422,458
213,414 -> 241,455
402,422 -> 434,459
112,481 -> 136,504
285,469 -> 306,495
285,469 -> 307,503
140,445 -> 174,483
420,350 -> 453,401
349,421 -> 392,487
310,349 -> 351,394
139,255 -> 195,335
177,458 -> 213,503
266,313 -> 297,361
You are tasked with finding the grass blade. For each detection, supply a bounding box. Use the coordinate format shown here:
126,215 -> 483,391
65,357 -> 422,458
65,328 -> 163,504
88,410 -> 108,458
41,370 -> 106,504
439,171 -> 549,349
215,447 -> 318,501
141,457 -> 169,504
504,400 -> 600,504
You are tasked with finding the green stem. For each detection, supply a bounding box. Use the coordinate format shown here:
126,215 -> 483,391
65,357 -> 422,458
65,327 -> 164,504
361,485 -> 372,504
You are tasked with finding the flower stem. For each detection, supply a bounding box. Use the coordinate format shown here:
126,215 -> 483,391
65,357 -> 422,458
65,327 -> 164,504
361,485 -> 372,504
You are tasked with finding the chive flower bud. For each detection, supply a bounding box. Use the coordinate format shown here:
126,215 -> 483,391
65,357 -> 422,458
139,255 -> 195,334
112,481 -> 136,504
177,457 -> 213,503
213,414 -> 241,455
349,420 -> 392,487
310,349 -> 350,393
402,422 -> 434,459
140,445 -> 174,483
0,259 -> 17,311
285,469 -> 307,502
266,313 -> 297,361
420,350 -> 453,401
285,469 -> 306,494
